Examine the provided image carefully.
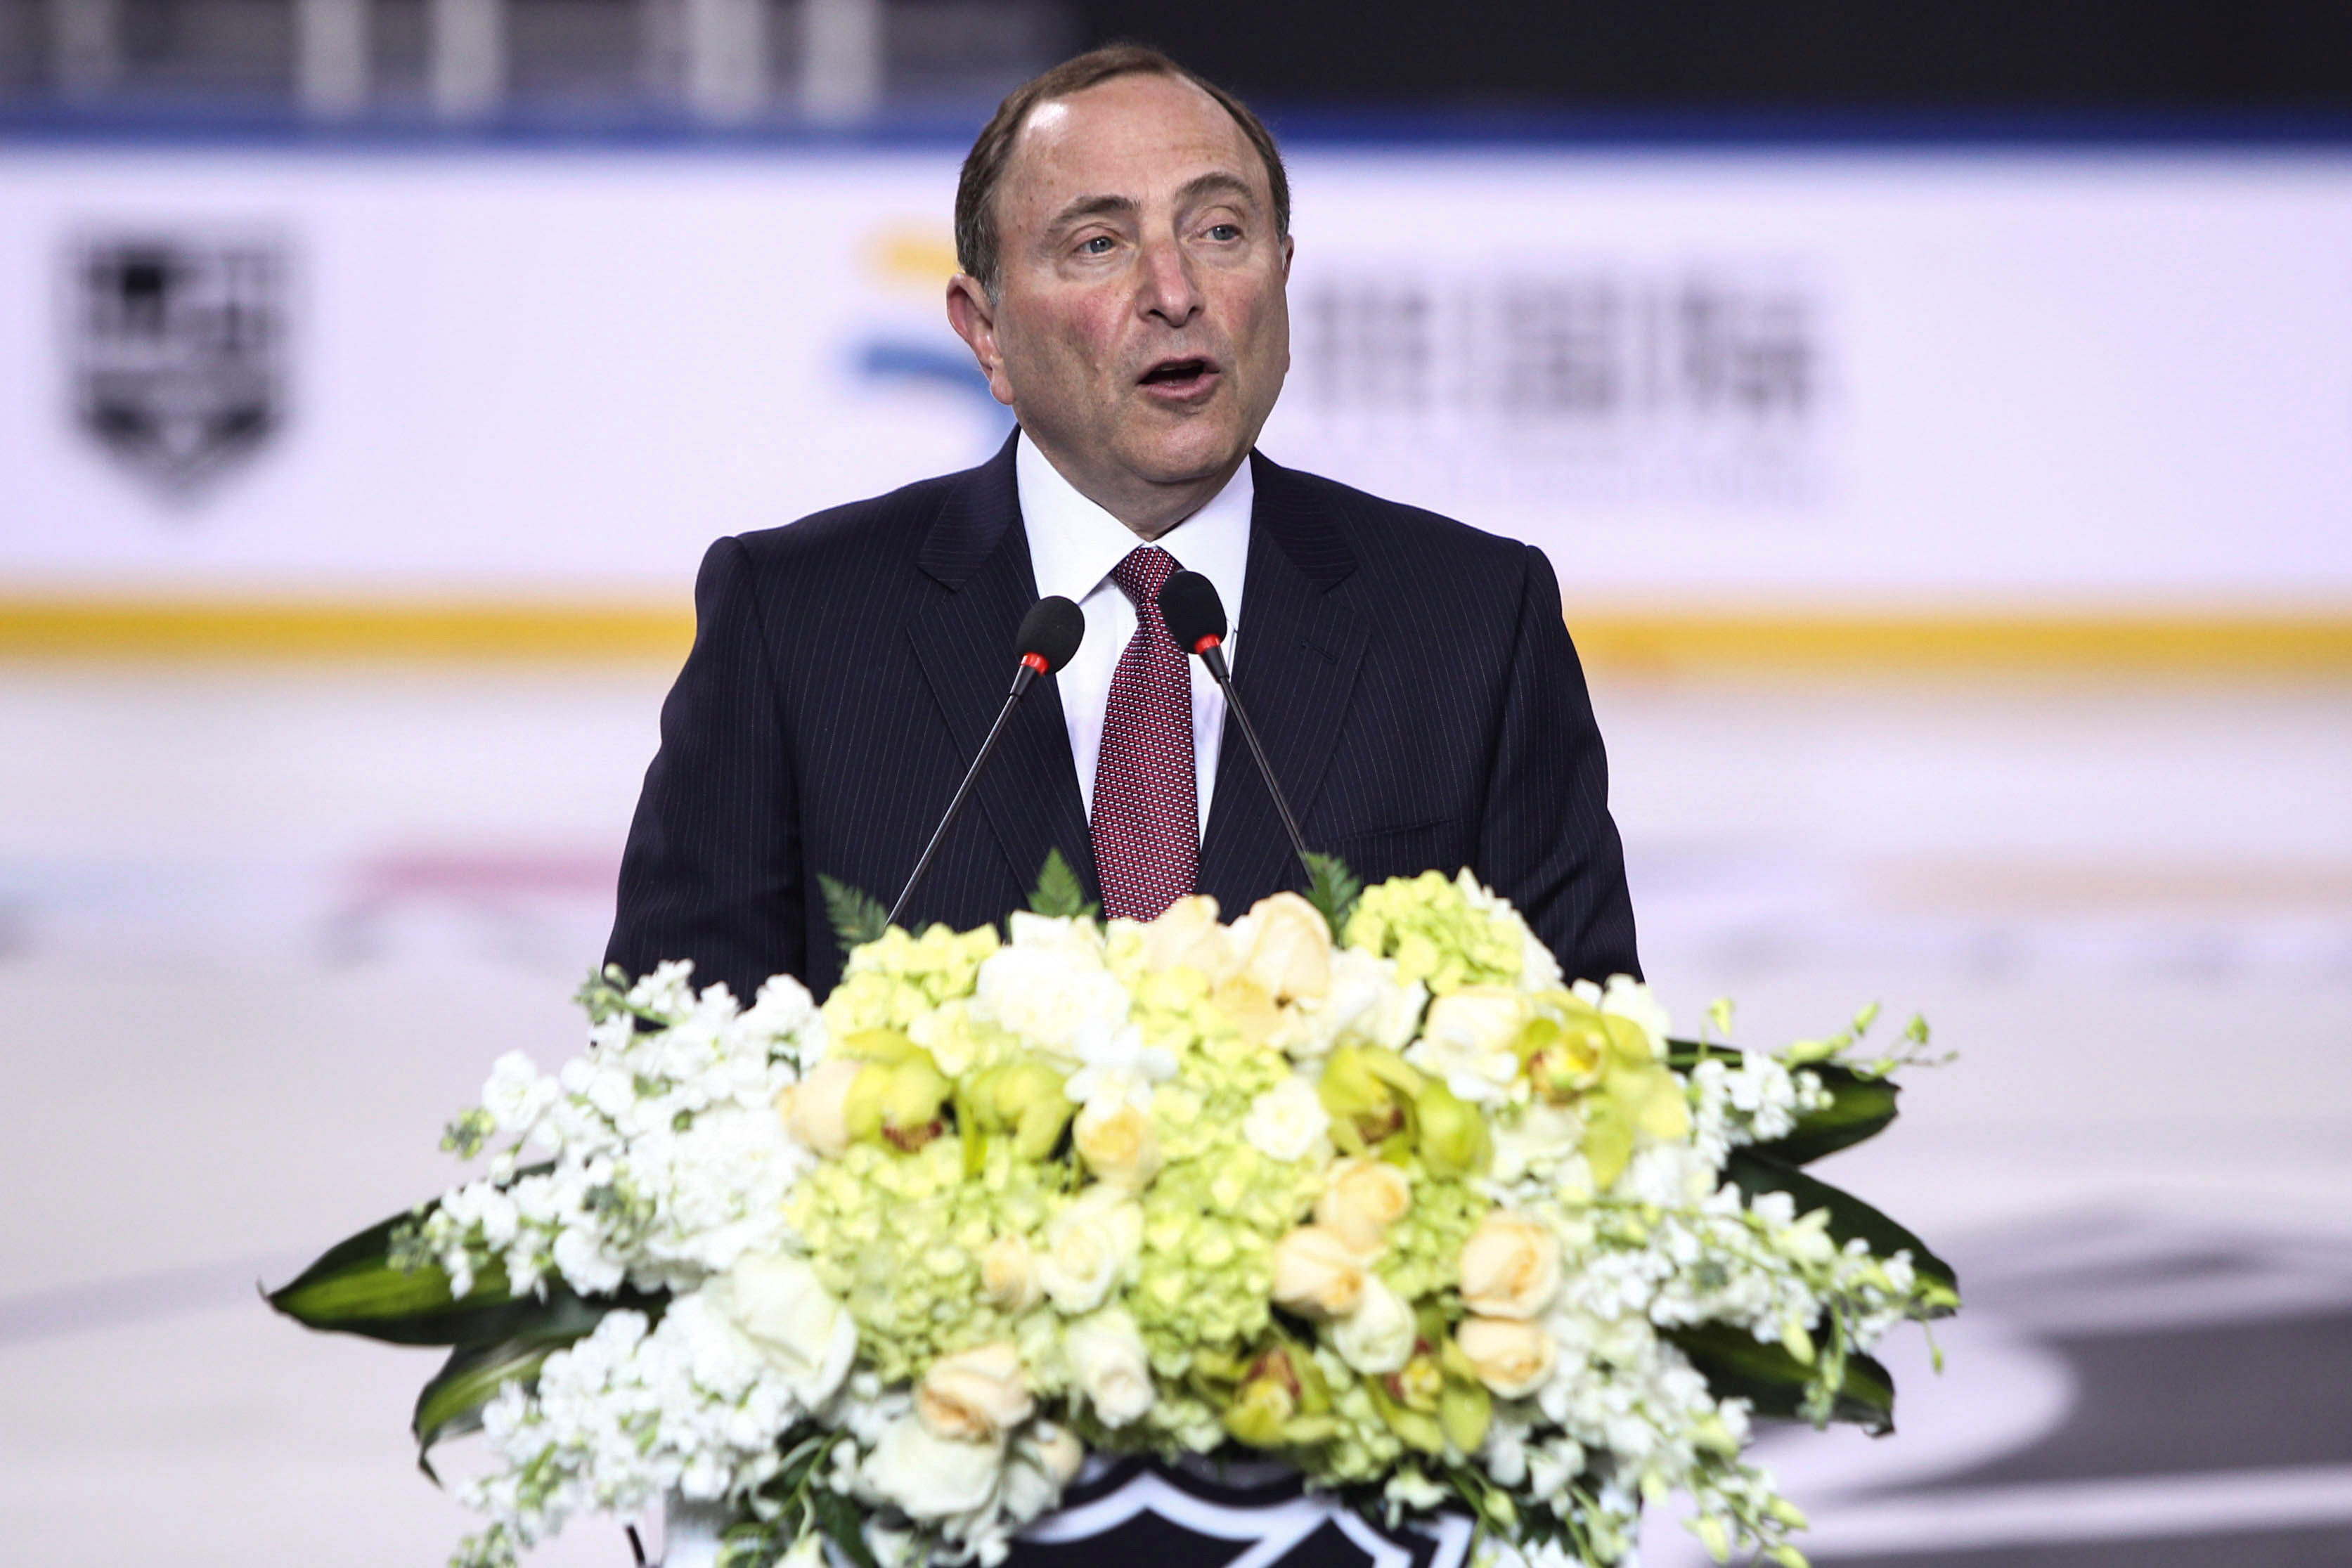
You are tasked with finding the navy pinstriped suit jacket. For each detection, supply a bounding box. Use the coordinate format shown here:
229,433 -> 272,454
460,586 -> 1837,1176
606,434 -> 1639,1004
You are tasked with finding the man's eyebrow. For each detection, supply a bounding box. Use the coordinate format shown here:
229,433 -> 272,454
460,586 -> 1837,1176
1173,171 -> 1260,209
1046,193 -> 1140,232
1044,173 -> 1262,235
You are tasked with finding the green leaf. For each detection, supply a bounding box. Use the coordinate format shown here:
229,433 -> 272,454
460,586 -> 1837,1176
810,1485 -> 879,1568
1301,851 -> 1362,936
1723,1150 -> 1961,1313
818,874 -> 890,956
266,1206 -> 664,1345
1026,846 -> 1097,921
413,1331 -> 581,1481
1764,1061 -> 1901,1165
1667,1321 -> 1895,1432
1663,1047 -> 1901,1165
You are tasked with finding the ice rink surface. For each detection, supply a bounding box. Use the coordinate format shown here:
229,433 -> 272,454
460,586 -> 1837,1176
4,659 -> 2348,1566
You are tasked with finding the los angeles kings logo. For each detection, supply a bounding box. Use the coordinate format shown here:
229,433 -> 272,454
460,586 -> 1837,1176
71,233 -> 289,497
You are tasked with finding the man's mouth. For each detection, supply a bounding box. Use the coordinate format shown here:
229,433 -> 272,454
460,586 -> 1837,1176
1138,357 -> 1218,394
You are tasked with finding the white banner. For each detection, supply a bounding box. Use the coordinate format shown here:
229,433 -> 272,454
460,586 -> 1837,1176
4,143 -> 2349,607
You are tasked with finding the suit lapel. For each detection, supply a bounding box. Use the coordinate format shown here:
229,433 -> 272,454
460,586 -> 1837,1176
906,435 -> 1101,912
1199,451 -> 1369,915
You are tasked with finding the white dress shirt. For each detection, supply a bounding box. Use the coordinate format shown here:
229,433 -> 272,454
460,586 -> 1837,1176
1015,429 -> 1252,842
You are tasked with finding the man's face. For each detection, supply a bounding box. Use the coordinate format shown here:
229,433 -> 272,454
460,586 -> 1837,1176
950,72 -> 1292,521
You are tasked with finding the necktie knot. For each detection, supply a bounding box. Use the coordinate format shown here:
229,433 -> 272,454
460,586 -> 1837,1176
1110,545 -> 1181,610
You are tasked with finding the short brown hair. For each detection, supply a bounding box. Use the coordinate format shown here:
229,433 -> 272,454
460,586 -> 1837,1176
954,45 -> 1291,298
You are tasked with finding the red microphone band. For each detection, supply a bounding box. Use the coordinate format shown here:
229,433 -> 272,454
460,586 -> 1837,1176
1020,651 -> 1052,675
1189,634 -> 1222,656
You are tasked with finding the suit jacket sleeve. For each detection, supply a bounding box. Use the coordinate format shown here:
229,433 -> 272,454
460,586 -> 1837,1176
1478,544 -> 1642,984
605,535 -> 806,1003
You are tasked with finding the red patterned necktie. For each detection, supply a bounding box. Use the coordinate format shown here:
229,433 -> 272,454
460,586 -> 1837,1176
1091,545 -> 1198,921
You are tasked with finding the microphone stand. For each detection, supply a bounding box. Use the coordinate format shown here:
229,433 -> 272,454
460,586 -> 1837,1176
887,656 -> 1049,928
1192,640 -> 1316,889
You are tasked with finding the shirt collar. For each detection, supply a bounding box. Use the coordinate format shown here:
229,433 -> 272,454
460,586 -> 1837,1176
1016,429 -> 1253,630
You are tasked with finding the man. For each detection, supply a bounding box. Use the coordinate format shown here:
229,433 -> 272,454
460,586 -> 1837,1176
607,46 -> 1638,1006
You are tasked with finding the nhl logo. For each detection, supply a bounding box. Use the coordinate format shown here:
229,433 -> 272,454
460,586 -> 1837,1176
1006,1461 -> 1474,1568
72,234 -> 287,495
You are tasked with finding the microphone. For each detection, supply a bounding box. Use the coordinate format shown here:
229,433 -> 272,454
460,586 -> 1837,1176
888,597 -> 1085,928
1156,570 -> 1315,888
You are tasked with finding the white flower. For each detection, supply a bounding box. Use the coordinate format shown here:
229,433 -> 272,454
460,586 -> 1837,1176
482,1051 -> 558,1136
1064,1024 -> 1177,1112
552,1223 -> 627,1295
705,1251 -> 858,1407
1036,1186 -> 1142,1314
778,1058 -> 862,1158
1274,948 -> 1426,1060
1333,1276 -> 1416,1375
1383,1467 -> 1447,1511
1406,986 -> 1530,1103
1242,1076 -> 1331,1162
1492,1103 -> 1584,1187
1237,892 -> 1333,1004
864,1413 -> 1004,1520
1573,975 -> 1671,1061
1000,1421 -> 1084,1529
1066,1309 -> 1155,1427
974,924 -> 1128,1071
1020,1421 -> 1085,1487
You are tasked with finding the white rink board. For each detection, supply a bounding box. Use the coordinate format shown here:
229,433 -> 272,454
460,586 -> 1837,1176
3,143 -> 2350,606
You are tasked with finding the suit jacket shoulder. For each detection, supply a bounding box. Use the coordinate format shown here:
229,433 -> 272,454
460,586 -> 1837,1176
1234,449 -> 1640,984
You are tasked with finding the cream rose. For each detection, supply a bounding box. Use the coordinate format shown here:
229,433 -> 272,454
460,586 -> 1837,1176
1138,895 -> 1239,982
1458,1210 -> 1562,1321
862,1413 -> 1003,1520
1243,1075 -> 1333,1163
1066,1309 -> 1156,1427
1269,1224 -> 1369,1319
707,1251 -> 858,1406
1073,1098 -> 1163,1190
1019,1420 -> 1085,1487
777,1056 -> 863,1158
917,1342 -> 1035,1442
1314,1158 -> 1414,1257
979,1233 -> 1042,1313
1332,1276 -> 1416,1375
1405,986 -> 1532,1104
1037,1186 -> 1143,1314
1456,1316 -> 1557,1399
1240,892 -> 1333,1004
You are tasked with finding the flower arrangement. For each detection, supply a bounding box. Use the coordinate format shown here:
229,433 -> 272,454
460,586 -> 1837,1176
272,862 -> 1956,1568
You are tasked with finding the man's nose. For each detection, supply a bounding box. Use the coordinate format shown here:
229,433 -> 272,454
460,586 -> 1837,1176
1135,235 -> 1203,327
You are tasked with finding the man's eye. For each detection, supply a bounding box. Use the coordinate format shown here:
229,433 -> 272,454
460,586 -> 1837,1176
1080,236 -> 1116,255
1206,223 -> 1241,241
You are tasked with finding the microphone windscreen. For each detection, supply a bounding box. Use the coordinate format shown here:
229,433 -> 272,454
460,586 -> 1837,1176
1016,595 -> 1087,674
1157,570 -> 1228,652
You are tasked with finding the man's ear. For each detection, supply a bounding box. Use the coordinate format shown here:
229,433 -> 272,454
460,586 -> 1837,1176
1279,233 -> 1295,283
946,275 -> 1017,409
